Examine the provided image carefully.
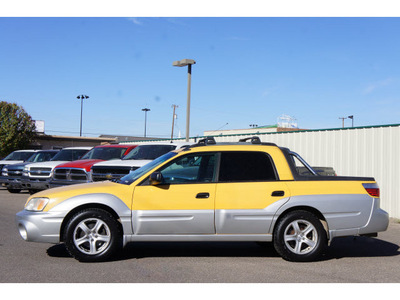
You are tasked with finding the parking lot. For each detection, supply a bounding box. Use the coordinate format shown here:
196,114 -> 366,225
1,187 -> 400,283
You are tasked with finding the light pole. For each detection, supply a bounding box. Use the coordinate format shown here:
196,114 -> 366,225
173,59 -> 196,142
348,115 -> 354,127
142,108 -> 150,137
76,95 -> 89,136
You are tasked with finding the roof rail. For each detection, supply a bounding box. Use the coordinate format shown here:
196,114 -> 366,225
197,136 -> 216,146
239,136 -> 261,144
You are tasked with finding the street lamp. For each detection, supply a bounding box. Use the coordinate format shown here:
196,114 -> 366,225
173,58 -> 196,142
348,115 -> 354,127
142,108 -> 150,137
76,95 -> 89,136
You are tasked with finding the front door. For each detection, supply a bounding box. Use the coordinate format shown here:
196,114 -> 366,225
132,153 -> 217,235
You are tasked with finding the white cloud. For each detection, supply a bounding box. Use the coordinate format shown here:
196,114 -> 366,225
127,18 -> 143,25
363,78 -> 394,94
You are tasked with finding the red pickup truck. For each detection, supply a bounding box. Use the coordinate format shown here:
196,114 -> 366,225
49,144 -> 137,188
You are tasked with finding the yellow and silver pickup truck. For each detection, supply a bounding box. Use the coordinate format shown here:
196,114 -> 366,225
15,137 -> 389,262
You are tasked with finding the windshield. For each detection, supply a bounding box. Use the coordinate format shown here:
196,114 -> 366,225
81,147 -> 127,160
51,149 -> 89,161
118,152 -> 177,185
123,145 -> 176,160
26,151 -> 58,163
4,151 -> 34,161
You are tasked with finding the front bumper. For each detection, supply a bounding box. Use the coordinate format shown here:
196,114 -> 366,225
1,177 -> 23,189
21,178 -> 50,190
15,210 -> 65,244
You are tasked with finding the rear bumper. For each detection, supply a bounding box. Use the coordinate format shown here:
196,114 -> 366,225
329,197 -> 389,239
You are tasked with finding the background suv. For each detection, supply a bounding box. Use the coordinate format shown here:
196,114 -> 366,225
21,147 -> 91,194
50,144 -> 137,187
1,150 -> 59,193
91,142 -> 190,182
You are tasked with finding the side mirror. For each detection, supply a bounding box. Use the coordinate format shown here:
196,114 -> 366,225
149,172 -> 164,186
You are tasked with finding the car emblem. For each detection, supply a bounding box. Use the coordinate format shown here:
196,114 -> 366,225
105,174 -> 113,180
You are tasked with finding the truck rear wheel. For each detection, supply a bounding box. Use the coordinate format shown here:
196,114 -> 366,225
273,210 -> 327,262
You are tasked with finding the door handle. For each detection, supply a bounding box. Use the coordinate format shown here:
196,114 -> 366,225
271,191 -> 285,197
196,192 -> 210,199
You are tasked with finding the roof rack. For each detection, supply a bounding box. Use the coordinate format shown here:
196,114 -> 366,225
197,136 -> 217,146
239,136 -> 261,144
189,136 -> 277,148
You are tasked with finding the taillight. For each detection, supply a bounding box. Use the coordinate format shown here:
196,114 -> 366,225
362,183 -> 380,197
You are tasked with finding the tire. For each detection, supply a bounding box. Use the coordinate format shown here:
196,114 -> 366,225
63,208 -> 122,262
273,210 -> 327,262
7,188 -> 21,193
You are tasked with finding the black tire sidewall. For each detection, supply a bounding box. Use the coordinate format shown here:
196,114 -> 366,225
273,210 -> 327,262
64,208 -> 121,262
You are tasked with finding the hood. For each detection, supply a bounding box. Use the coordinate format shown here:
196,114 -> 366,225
0,160 -> 24,166
4,162 -> 31,170
54,159 -> 104,172
92,159 -> 152,168
24,161 -> 70,169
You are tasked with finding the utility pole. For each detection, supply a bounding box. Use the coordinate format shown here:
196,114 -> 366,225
171,105 -> 178,140
339,117 -> 347,128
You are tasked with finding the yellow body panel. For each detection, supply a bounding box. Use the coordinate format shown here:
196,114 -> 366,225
215,182 -> 290,210
286,180 -> 376,197
133,184 -> 216,210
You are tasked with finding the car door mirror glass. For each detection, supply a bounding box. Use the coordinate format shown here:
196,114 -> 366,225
149,172 -> 164,185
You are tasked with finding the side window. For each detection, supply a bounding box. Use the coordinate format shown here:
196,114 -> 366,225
218,151 -> 277,182
159,153 -> 217,184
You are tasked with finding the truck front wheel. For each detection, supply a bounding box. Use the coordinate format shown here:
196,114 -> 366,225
273,210 -> 327,262
63,208 -> 122,262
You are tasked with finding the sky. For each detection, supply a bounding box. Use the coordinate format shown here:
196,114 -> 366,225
1,7 -> 400,139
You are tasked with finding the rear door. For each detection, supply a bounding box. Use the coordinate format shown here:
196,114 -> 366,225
215,151 -> 290,234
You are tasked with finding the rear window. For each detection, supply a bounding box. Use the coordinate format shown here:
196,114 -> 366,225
218,151 -> 277,182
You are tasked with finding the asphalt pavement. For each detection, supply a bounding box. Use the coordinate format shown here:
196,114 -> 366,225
1,187 -> 400,283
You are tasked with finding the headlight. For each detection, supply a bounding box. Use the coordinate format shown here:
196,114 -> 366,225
2,168 -> 8,176
23,166 -> 29,176
25,197 -> 49,211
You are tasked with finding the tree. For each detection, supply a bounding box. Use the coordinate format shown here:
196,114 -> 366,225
0,101 -> 36,158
